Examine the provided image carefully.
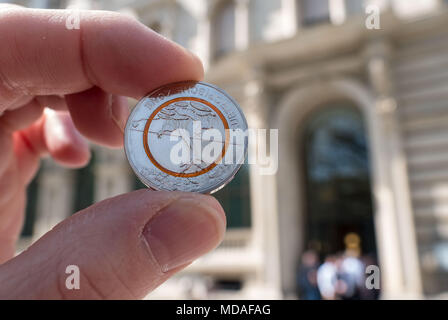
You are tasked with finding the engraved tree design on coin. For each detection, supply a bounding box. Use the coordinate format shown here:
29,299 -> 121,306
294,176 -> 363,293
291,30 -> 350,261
124,82 -> 248,194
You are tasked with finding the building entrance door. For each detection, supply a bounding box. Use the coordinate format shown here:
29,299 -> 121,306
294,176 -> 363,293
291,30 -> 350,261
298,102 -> 379,299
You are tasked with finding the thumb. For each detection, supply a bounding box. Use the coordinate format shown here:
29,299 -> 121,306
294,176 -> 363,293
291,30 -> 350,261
0,190 -> 226,299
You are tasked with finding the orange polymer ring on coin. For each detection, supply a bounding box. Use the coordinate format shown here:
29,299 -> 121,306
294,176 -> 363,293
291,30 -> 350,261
143,97 -> 230,178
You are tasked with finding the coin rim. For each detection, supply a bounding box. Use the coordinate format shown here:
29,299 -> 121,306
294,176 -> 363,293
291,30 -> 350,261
124,81 -> 248,194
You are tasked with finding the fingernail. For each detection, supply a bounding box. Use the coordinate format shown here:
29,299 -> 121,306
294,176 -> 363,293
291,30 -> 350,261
110,96 -> 129,133
143,195 -> 225,272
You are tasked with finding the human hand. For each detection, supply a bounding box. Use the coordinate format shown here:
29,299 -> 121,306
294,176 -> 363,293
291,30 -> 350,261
0,5 -> 226,299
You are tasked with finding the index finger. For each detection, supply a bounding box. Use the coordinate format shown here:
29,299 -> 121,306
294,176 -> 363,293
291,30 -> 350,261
0,7 -> 204,108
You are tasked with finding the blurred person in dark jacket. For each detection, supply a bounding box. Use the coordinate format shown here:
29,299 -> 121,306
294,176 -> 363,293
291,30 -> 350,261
297,250 -> 321,300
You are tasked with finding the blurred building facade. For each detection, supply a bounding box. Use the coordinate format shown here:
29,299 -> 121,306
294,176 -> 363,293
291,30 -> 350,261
15,0 -> 448,299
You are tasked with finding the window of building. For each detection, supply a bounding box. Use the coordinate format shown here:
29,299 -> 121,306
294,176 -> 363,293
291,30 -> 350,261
22,170 -> 40,237
173,5 -> 197,50
213,164 -> 251,229
302,103 -> 377,258
300,0 -> 330,26
73,152 -> 96,212
149,21 -> 162,34
212,279 -> 243,291
133,175 -> 147,190
248,0 -> 283,43
212,0 -> 236,60
30,0 -> 65,8
345,0 -> 365,16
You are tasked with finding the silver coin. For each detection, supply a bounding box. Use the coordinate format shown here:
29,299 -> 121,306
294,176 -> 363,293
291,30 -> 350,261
124,81 -> 248,194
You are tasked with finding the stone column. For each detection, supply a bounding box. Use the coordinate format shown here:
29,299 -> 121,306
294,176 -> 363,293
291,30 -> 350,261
235,0 -> 249,51
241,65 -> 282,298
365,39 -> 422,298
197,8 -> 212,70
329,0 -> 346,25
282,0 -> 299,37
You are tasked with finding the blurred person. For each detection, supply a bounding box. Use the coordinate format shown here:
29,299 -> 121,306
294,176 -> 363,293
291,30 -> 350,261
317,255 -> 338,300
330,249 -> 366,300
0,5 -> 226,299
297,250 -> 321,300
334,253 -> 362,300
342,249 -> 365,289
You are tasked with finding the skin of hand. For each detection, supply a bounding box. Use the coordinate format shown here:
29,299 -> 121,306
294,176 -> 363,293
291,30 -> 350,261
0,5 -> 226,299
